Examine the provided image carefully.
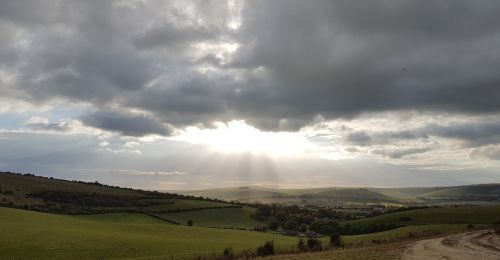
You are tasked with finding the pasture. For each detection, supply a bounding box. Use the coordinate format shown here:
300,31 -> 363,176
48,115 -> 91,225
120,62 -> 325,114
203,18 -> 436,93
0,207 -> 296,259
157,206 -> 263,228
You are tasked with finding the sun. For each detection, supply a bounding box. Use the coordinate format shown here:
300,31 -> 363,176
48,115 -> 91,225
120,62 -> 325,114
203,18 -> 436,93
173,120 -> 316,157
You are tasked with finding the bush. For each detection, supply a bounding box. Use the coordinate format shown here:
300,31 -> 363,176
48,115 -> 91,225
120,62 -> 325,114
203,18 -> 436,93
330,232 -> 343,247
466,224 -> 474,230
297,239 -> 307,252
222,247 -> 234,259
187,219 -> 193,226
306,238 -> 322,251
256,241 -> 275,256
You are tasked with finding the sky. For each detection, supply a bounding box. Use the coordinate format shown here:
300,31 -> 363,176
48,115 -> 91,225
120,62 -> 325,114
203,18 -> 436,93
1,0 -> 500,190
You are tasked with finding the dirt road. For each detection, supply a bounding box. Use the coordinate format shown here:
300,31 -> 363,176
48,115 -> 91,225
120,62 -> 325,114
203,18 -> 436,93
402,230 -> 500,260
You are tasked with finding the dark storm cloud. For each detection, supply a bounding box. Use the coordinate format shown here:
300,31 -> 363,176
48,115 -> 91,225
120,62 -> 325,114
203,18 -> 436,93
229,0 -> 500,127
343,120 -> 500,148
133,23 -> 217,49
2,0 -> 500,135
81,110 -> 172,137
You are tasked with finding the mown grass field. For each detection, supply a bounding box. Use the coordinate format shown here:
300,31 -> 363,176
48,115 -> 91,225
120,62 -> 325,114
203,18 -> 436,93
342,205 -> 500,228
158,207 -> 263,228
0,207 -> 297,260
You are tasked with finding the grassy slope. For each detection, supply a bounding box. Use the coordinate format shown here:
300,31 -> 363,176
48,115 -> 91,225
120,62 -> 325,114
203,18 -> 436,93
158,207 -> 263,228
257,224 -> 474,260
342,205 -> 500,228
0,207 -> 296,260
0,172 -> 230,213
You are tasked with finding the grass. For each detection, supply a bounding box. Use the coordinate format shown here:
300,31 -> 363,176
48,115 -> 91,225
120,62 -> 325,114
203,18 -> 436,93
342,205 -> 500,228
157,207 -> 263,228
0,206 -> 297,260
341,224 -> 475,246
0,172 -> 231,214
258,224 -> 480,259
254,242 -> 406,260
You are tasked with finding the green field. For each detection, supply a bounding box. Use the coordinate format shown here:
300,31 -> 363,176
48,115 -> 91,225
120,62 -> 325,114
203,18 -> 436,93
158,207 -> 263,228
0,207 -> 297,260
342,205 -> 500,228
341,224 -> 474,246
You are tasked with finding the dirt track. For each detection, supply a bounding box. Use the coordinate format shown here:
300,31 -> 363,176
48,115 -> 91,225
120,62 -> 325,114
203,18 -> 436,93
402,230 -> 500,260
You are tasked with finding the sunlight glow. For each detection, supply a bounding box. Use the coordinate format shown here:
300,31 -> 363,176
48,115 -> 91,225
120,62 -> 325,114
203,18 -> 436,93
173,120 -> 317,157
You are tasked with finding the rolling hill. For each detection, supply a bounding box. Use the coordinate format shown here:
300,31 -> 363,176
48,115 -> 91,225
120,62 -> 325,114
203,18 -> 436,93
176,184 -> 500,205
0,172 -> 233,214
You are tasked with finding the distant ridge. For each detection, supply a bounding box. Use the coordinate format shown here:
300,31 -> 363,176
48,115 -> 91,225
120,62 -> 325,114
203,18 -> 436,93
175,184 -> 500,206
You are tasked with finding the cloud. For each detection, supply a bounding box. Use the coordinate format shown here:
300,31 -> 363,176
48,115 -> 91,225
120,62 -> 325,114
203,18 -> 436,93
372,147 -> 432,159
2,0 -> 500,186
1,0 -> 500,136
81,109 -> 172,137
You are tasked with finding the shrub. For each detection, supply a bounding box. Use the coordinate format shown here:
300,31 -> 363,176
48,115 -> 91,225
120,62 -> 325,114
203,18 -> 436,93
297,239 -> 307,252
222,247 -> 234,259
256,241 -> 275,256
330,232 -> 343,247
466,224 -> 474,230
187,219 -> 193,226
306,238 -> 322,251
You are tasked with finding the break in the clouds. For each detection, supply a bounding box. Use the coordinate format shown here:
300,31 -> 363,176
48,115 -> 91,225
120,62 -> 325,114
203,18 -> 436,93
1,0 -> 500,189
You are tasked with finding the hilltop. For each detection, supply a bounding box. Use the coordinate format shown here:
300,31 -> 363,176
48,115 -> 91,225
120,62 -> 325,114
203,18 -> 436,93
176,184 -> 500,206
0,171 -> 234,215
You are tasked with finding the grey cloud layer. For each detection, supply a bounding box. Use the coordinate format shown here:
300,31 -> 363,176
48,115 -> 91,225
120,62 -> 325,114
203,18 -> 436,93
2,0 -> 500,135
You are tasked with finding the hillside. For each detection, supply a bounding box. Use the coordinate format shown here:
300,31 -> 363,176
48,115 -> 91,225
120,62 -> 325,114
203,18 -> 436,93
0,207 -> 296,259
341,205 -> 500,228
0,172 -> 233,214
177,184 -> 500,205
157,207 -> 263,229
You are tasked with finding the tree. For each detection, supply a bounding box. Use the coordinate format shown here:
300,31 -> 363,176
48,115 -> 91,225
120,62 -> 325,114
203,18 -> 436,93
284,220 -> 298,230
309,220 -> 323,233
267,217 -> 279,230
299,223 -> 308,233
187,219 -> 193,226
274,210 -> 287,222
255,204 -> 272,219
